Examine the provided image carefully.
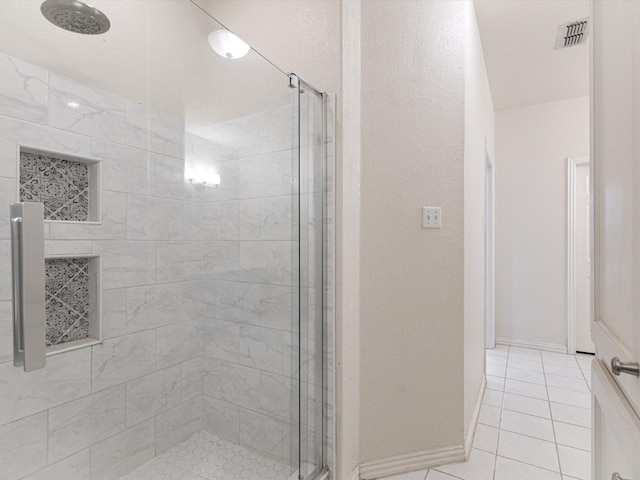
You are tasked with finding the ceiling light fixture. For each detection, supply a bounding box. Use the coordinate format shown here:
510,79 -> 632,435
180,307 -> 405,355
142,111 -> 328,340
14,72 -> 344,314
207,30 -> 250,60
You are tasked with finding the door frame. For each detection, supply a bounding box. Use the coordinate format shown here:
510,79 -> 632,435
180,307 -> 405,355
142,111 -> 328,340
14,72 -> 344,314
567,156 -> 590,354
485,143 -> 495,349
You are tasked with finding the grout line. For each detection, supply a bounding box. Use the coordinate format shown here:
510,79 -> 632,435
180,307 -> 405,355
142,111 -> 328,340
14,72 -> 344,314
498,425 -> 562,445
491,345 -> 509,480
541,348 -> 564,477
429,466 -> 466,480
494,454 -> 565,476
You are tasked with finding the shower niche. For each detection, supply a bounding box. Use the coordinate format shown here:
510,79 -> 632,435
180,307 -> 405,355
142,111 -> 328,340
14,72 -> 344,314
17,146 -> 103,353
18,146 -> 101,223
44,255 -> 101,353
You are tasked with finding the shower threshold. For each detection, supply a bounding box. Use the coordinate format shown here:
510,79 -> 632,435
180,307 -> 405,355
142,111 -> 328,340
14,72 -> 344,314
119,430 -> 293,480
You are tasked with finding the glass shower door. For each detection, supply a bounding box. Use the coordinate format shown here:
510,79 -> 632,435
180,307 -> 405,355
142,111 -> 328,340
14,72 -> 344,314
296,76 -> 327,480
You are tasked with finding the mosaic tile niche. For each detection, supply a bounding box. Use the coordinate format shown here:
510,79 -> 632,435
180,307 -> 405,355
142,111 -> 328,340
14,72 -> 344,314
19,148 -> 100,222
45,256 -> 100,349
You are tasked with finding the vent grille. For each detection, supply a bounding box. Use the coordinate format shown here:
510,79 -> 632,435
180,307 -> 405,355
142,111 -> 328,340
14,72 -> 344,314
556,18 -> 590,49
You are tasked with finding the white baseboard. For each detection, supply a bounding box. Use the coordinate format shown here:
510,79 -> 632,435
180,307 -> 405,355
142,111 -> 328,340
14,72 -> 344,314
317,469 -> 331,480
464,376 -> 486,457
358,443 -> 466,480
357,377 -> 486,479
495,336 -> 567,354
348,465 -> 360,480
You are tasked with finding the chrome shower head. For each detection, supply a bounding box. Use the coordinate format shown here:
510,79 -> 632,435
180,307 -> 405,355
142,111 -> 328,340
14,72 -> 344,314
40,0 -> 110,35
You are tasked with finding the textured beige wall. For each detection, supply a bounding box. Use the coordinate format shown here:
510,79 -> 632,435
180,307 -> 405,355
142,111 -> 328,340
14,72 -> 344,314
464,1 -> 494,433
495,96 -> 589,347
359,0 -> 466,462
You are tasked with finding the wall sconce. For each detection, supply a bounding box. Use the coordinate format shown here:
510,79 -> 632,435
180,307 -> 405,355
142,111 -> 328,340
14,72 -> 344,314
185,166 -> 220,188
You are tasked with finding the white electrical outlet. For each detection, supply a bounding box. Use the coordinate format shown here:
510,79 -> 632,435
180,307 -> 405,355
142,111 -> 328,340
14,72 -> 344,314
422,207 -> 442,229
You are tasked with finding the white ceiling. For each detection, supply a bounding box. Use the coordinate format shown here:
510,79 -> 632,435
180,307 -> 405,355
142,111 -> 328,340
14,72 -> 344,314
474,0 -> 590,111
0,1 -> 293,130
0,1 -> 590,124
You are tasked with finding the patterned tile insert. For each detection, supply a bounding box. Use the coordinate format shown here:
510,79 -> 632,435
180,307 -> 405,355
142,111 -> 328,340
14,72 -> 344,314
119,431 -> 294,480
45,257 -> 91,346
20,151 -> 90,221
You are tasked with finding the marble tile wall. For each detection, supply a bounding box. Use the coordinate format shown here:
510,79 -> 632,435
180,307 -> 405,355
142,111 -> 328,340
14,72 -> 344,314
196,90 -> 334,474
193,116 -> 303,467
0,48 -> 333,479
0,50 -> 204,480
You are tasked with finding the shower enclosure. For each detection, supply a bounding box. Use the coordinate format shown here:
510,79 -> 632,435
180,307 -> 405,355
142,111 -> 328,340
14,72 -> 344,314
0,1 -> 333,479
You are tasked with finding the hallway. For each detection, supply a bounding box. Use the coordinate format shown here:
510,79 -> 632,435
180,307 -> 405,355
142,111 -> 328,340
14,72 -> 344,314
382,346 -> 592,480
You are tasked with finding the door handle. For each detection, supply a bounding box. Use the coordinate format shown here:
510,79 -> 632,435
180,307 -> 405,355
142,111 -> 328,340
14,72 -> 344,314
10,202 -> 46,372
611,357 -> 640,377
612,473 -> 631,480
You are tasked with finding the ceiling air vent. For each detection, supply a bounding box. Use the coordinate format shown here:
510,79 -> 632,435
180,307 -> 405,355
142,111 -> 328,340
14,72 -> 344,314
555,18 -> 590,49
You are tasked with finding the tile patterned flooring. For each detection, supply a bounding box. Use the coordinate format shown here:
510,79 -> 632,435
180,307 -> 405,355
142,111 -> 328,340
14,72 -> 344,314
120,431 -> 294,480
122,346 -> 592,480
381,346 -> 593,480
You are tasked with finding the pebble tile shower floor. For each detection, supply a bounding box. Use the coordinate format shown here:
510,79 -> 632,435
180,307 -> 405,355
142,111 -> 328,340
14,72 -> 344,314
380,346 -> 593,480
119,431 -> 293,480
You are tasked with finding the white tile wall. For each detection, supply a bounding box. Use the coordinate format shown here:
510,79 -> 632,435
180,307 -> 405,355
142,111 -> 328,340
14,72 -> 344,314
89,419 -> 155,480
0,412 -> 48,480
125,366 -> 182,426
101,288 -> 127,339
126,283 -> 184,332
203,395 -> 240,443
190,98 -> 315,469
92,240 -> 156,289
0,116 -> 93,178
155,395 -> 202,454
0,48 -> 333,479
49,191 -> 127,240
124,102 -> 184,159
48,385 -> 126,463
0,300 -> 13,363
0,49 -> 210,480
0,54 -> 48,124
157,321 -> 202,369
0,177 -> 18,239
195,91 -> 332,474
180,357 -> 204,401
91,141 -> 155,195
91,330 -> 157,392
0,239 -> 11,300
23,450 -> 91,480
0,348 -> 91,425
49,74 -> 127,143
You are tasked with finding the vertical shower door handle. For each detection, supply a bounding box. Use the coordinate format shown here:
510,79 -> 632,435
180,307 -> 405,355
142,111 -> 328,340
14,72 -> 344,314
11,202 -> 46,372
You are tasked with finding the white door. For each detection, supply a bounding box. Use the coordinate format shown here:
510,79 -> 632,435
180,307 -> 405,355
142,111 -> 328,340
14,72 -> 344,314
592,1 -> 640,478
575,163 -> 595,353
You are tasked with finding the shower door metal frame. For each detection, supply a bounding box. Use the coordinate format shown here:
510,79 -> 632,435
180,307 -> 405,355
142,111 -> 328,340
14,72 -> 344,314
292,72 -> 329,480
